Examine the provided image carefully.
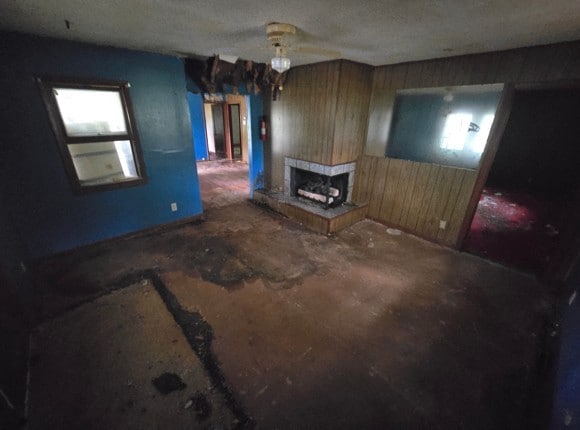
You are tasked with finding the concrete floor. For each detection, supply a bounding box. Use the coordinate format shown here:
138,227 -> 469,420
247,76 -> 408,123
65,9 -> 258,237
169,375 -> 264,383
28,162 -> 553,429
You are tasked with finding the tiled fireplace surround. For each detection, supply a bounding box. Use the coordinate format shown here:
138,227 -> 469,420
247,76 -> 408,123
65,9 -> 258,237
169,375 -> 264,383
253,157 -> 367,235
284,157 -> 356,203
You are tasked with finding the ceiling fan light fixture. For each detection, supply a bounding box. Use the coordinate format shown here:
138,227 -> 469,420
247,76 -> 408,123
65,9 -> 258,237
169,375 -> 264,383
268,29 -> 293,73
271,56 -> 291,73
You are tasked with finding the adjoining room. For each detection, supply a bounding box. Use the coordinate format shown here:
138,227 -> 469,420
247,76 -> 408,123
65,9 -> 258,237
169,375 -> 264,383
463,88 -> 580,276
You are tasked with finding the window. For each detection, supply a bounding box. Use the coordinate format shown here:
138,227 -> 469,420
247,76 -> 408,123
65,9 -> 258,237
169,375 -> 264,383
39,78 -> 147,193
440,113 -> 473,150
386,84 -> 503,169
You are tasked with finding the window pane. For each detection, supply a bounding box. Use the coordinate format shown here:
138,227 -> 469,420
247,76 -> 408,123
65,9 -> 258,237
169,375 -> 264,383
473,114 -> 495,154
440,113 -> 472,150
54,88 -> 128,137
67,141 -> 138,186
386,84 -> 503,169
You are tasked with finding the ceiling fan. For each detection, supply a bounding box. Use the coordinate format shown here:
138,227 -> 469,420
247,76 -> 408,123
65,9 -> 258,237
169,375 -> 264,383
266,22 -> 341,73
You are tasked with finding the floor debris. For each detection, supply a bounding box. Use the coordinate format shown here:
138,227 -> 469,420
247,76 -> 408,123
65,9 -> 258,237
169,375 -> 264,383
189,392 -> 212,421
30,192 -> 552,429
152,373 -> 187,395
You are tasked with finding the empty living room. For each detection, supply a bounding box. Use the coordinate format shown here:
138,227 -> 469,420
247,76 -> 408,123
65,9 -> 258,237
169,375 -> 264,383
2,1 -> 580,429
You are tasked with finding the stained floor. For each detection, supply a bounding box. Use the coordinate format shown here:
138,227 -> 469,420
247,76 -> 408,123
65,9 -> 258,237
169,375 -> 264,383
196,160 -> 249,209
464,187 -> 566,275
30,199 -> 553,429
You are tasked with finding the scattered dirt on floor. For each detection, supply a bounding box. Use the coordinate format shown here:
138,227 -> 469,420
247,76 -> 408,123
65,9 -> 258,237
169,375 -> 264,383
32,201 -> 553,429
187,392 -> 212,421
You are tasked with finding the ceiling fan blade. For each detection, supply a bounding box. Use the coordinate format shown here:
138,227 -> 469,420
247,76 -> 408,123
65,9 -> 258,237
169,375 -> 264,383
291,45 -> 342,59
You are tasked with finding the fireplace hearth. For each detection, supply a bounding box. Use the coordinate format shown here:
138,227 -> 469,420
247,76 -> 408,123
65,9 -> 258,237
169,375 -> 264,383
253,157 -> 366,235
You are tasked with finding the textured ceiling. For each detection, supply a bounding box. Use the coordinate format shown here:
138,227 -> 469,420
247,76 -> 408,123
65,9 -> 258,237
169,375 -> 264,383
1,0 -> 580,67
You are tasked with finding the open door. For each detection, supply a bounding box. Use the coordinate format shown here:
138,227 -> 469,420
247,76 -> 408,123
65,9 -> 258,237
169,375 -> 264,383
211,104 -> 227,159
229,104 -> 242,160
203,97 -> 248,162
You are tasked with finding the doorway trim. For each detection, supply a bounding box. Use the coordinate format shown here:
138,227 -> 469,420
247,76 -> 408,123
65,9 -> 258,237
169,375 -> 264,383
455,83 -> 515,248
226,94 -> 249,163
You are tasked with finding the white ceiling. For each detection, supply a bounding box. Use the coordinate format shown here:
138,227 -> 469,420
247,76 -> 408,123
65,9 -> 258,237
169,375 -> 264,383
1,0 -> 580,67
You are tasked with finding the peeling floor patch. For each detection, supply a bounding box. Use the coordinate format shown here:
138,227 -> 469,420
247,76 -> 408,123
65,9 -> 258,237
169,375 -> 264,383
27,282 -> 238,429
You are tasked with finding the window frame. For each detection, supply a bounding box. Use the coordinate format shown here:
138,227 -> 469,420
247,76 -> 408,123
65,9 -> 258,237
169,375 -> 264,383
38,77 -> 147,194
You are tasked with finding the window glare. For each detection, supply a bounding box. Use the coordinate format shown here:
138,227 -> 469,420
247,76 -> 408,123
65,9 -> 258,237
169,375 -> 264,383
441,113 -> 472,150
114,140 -> 138,177
54,88 -> 127,137
67,140 -> 137,185
473,114 -> 495,154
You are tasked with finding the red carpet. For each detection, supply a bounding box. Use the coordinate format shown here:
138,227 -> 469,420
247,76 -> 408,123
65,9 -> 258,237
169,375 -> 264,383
463,188 -> 563,274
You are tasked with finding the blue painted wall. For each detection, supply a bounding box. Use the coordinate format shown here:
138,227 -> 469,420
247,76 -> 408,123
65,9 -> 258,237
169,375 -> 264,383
187,92 -> 209,161
0,32 -> 203,258
0,191 -> 33,303
247,94 -> 264,197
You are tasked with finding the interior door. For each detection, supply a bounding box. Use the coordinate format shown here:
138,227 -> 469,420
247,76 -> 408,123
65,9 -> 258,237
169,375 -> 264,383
229,104 -> 242,160
211,104 -> 227,159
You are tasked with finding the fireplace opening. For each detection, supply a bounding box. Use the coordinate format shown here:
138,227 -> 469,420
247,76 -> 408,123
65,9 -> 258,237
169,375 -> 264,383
292,168 -> 348,208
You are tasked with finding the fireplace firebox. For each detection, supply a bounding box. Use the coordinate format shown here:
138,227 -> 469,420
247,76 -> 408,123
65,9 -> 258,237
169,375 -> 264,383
292,169 -> 348,208
253,157 -> 367,235
284,158 -> 356,209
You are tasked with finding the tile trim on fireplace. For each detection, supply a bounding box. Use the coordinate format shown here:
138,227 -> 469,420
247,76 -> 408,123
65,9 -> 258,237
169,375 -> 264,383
284,157 -> 356,202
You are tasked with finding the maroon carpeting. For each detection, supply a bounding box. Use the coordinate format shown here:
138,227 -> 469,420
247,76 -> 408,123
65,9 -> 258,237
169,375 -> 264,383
463,188 -> 563,274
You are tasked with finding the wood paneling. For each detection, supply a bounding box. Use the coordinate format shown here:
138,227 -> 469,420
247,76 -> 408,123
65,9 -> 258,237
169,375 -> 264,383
353,156 -> 478,245
269,60 -> 372,189
268,40 -> 580,245
270,62 -> 339,188
361,40 -> 580,247
332,61 -> 373,164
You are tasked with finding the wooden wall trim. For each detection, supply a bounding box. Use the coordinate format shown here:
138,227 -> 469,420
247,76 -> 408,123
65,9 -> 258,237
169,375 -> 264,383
455,84 -> 515,248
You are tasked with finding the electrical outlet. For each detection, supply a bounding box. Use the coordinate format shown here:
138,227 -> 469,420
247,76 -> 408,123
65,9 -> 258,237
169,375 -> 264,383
170,202 -> 178,212
439,220 -> 447,230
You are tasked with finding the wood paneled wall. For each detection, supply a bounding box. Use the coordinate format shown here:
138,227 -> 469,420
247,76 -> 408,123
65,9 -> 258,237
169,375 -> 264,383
356,41 -> 580,246
266,40 -> 580,245
353,156 -> 477,245
332,61 -> 373,164
269,60 -> 372,188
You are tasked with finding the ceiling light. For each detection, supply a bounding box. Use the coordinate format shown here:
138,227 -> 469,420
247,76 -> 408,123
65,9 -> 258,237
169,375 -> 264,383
271,46 -> 291,73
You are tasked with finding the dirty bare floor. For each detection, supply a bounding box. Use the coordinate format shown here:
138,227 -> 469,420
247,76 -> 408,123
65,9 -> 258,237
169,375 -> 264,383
32,201 -> 551,429
197,160 -> 249,209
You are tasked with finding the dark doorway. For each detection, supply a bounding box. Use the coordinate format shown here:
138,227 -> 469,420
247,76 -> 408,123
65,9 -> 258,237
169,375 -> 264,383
463,88 -> 580,275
